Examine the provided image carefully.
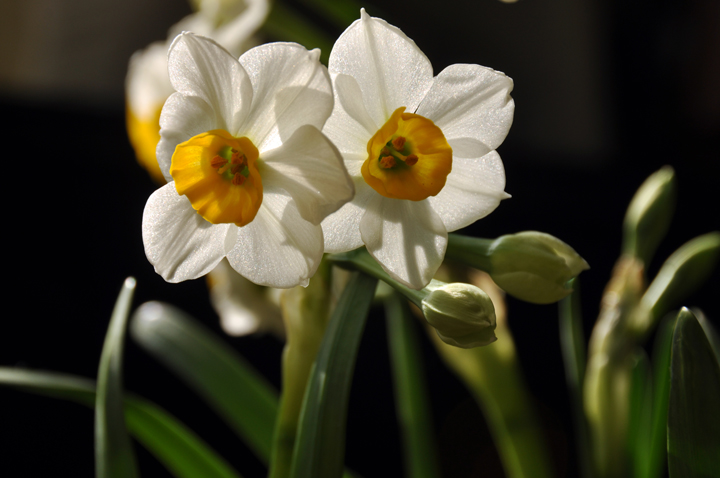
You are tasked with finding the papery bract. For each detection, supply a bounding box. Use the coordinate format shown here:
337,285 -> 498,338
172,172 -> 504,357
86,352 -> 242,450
208,259 -> 284,336
142,33 -> 354,288
321,10 -> 514,289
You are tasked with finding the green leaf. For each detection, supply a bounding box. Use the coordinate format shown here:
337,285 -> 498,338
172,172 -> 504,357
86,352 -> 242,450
96,277 -> 139,478
558,279 -> 593,478
385,293 -> 441,478
668,308 -> 720,478
0,368 -> 242,478
130,302 -> 279,464
643,313 -> 675,478
628,348 -> 653,478
289,272 -> 378,478
263,2 -> 334,64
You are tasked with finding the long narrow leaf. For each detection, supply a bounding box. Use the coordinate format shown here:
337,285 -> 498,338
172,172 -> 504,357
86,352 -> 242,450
643,313 -> 675,478
628,349 -> 653,478
130,302 -> 278,463
385,293 -> 441,478
0,368 -> 242,478
289,272 -> 378,478
558,279 -> 593,478
668,308 -> 720,477
96,277 -> 138,478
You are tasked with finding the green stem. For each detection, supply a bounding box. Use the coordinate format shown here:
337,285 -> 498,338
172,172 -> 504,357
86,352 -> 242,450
431,317 -> 553,478
328,248 -> 425,306
289,272 -> 378,478
445,234 -> 494,272
385,294 -> 441,478
558,279 -> 594,478
268,263 -> 332,478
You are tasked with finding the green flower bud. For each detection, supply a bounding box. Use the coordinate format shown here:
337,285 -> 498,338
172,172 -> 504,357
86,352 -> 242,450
422,281 -> 497,348
487,231 -> 590,304
623,166 -> 676,264
636,232 -> 720,333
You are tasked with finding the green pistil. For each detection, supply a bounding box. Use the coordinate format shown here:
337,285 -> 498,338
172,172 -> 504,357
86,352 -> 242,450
218,146 -> 234,161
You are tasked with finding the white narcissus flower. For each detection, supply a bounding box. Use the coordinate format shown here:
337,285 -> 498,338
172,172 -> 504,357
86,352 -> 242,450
126,0 -> 269,183
143,33 -> 354,288
322,10 -> 514,290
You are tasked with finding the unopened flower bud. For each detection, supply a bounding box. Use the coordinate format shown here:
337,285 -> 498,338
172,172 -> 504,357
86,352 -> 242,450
639,232 -> 720,328
487,231 -> 589,304
422,282 -> 497,348
623,166 -> 676,264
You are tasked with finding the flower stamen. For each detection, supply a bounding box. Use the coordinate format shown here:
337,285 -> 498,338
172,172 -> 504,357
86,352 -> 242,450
380,156 -> 396,169
171,129 -> 263,226
232,173 -> 246,185
211,155 -> 228,169
362,107 -> 452,201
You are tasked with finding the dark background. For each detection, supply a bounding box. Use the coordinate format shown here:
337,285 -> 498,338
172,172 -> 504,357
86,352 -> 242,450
1,0 -> 718,476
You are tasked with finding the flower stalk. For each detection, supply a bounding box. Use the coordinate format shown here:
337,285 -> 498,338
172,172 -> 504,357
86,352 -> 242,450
429,270 -> 553,478
329,248 -> 497,348
447,232 -> 589,304
269,261 -> 333,478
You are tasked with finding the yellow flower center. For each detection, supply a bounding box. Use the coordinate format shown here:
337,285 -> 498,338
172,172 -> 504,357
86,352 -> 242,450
170,129 -> 263,227
126,103 -> 165,184
362,107 -> 452,201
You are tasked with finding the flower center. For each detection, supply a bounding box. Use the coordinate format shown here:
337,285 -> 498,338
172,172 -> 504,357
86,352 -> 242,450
170,129 -> 263,227
362,107 -> 452,201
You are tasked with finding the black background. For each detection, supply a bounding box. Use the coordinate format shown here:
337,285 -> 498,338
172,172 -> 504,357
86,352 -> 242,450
2,0 -> 718,477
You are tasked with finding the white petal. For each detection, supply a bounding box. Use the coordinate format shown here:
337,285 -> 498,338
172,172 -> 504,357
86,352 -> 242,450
329,9 -> 434,126
227,192 -> 324,288
416,63 -> 514,151
261,125 -> 354,225
428,150 -> 509,231
321,181 -> 376,253
238,43 -> 333,152
167,32 -> 253,134
323,73 -> 378,156
360,196 -> 447,289
126,41 -> 173,121
156,93 -> 216,180
142,183 -> 237,282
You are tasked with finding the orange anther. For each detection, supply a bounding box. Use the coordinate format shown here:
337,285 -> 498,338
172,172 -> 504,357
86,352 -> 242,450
210,155 -> 227,169
405,154 -> 418,166
232,173 -> 246,186
231,151 -> 245,165
392,136 -> 406,150
380,156 -> 396,169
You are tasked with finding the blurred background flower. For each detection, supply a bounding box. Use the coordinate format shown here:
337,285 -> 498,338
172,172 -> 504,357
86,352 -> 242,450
1,0 -> 718,477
